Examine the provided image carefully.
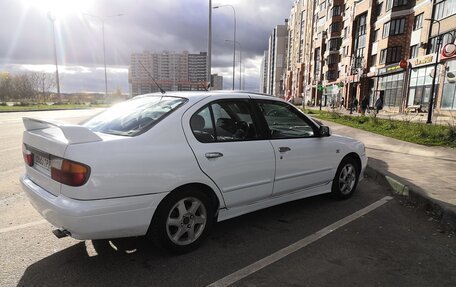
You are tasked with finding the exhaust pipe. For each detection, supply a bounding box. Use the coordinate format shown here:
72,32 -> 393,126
52,228 -> 71,239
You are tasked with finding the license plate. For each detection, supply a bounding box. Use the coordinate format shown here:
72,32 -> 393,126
34,153 -> 51,171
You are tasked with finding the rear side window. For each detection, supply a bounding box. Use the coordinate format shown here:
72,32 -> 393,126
83,96 -> 187,136
190,101 -> 262,143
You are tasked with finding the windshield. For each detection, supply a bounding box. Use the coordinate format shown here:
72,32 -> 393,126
83,96 -> 187,136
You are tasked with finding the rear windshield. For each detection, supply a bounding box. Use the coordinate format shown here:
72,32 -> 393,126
83,96 -> 187,136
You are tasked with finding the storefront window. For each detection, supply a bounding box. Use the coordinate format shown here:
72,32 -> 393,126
379,73 -> 403,107
408,65 -> 437,107
441,60 -> 456,110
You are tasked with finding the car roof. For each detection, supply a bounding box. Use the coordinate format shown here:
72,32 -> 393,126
133,90 -> 284,103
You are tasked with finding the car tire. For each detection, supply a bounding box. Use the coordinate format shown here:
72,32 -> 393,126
147,188 -> 214,254
331,157 -> 360,200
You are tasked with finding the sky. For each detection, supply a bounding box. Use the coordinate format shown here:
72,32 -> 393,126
0,0 -> 295,94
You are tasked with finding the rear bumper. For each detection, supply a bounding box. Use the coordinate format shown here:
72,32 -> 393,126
21,175 -> 167,240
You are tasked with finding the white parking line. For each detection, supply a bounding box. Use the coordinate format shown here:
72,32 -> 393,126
207,196 -> 393,287
0,220 -> 47,234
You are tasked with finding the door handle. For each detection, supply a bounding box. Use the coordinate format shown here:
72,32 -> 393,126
205,152 -> 224,159
279,147 -> 291,153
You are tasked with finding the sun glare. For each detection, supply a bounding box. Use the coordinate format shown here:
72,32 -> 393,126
22,0 -> 92,17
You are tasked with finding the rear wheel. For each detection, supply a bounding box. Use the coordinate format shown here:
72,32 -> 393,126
148,188 -> 214,254
331,157 -> 360,199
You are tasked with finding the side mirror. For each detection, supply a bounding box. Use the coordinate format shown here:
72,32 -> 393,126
319,125 -> 331,137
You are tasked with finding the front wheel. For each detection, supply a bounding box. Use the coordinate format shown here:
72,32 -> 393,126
148,189 -> 214,254
331,157 -> 360,200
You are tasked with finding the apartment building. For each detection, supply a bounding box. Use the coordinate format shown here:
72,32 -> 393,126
280,0 -> 456,113
266,23 -> 288,97
129,51 -> 208,96
210,74 -> 224,90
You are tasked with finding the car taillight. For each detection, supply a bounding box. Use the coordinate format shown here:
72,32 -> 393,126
22,144 -> 34,166
51,158 -> 90,187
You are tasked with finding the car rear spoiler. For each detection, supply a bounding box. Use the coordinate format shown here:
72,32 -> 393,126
23,117 -> 102,144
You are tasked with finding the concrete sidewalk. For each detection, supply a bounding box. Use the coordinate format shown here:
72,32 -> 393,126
321,120 -> 456,230
307,105 -> 455,126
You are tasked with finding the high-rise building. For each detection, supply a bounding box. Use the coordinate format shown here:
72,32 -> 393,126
211,74 -> 224,90
129,51 -> 208,96
266,23 -> 288,97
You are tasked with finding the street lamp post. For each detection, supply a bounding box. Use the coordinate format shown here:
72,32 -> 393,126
207,0 -> 212,87
213,4 -> 236,90
83,13 -> 123,99
225,40 -> 241,89
424,18 -> 441,124
47,12 -> 61,99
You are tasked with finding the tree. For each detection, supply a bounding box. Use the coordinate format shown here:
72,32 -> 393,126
30,72 -> 57,102
0,72 -> 14,102
13,74 -> 36,101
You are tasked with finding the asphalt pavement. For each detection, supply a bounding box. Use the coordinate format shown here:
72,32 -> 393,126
0,109 -> 455,287
316,117 -> 456,231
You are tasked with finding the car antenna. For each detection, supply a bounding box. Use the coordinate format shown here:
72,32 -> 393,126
138,60 -> 166,94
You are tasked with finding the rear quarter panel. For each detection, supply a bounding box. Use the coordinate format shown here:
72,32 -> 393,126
60,112 -> 224,206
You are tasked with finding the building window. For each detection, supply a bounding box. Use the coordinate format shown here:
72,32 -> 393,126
343,46 -> 349,57
410,45 -> 419,58
434,0 -> 456,21
383,18 -> 406,38
352,13 -> 367,74
315,48 -> 321,77
376,2 -> 383,17
380,46 -> 402,64
331,5 -> 342,16
413,13 -> 423,30
373,29 -> 380,42
386,0 -> 408,11
326,71 -> 339,80
318,17 -> 325,27
409,66 -> 436,108
329,22 -> 341,33
370,55 -> 377,67
379,73 -> 404,107
329,38 -> 342,51
427,33 -> 456,54
441,61 -> 456,110
328,54 -> 339,65
343,27 -> 348,39
320,0 -> 326,12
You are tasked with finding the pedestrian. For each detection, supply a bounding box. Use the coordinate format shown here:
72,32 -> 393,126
375,91 -> 384,114
361,96 -> 368,115
353,98 -> 358,111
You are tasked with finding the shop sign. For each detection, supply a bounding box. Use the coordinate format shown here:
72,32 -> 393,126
377,63 -> 403,75
441,43 -> 456,60
408,53 -> 437,68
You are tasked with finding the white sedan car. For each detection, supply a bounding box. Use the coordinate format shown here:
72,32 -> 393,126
21,91 -> 366,253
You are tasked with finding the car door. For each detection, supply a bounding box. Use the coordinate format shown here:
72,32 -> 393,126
183,98 -> 275,208
254,100 -> 337,196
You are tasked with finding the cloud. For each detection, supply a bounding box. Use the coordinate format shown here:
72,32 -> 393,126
0,0 -> 294,93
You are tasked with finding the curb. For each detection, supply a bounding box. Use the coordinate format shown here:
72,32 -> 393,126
365,164 -> 456,232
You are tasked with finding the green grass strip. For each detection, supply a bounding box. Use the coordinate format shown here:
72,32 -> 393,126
304,109 -> 456,148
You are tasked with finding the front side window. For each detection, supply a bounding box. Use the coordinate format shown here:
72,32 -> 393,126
83,96 -> 187,136
190,101 -> 261,143
256,101 -> 316,139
